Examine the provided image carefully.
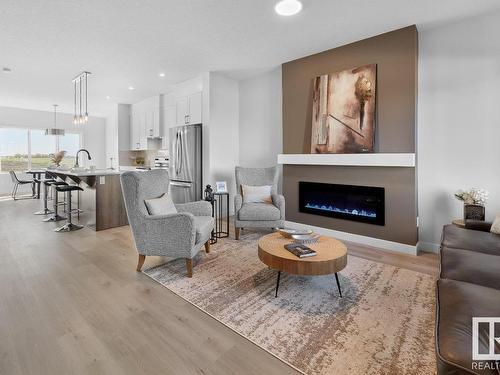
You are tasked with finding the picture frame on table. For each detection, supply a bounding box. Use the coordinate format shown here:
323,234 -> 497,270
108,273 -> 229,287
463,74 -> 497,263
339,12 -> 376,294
215,181 -> 227,193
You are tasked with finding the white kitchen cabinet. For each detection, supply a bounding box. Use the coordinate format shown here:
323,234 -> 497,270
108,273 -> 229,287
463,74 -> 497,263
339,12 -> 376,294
130,106 -> 140,150
187,92 -> 202,125
175,97 -> 189,126
175,91 -> 202,126
145,96 -> 161,138
130,96 -> 162,150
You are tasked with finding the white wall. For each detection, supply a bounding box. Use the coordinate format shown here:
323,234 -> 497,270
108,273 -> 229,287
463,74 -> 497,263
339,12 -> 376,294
207,73 -> 240,214
0,105 -> 106,194
418,11 -> 500,251
105,108 -> 118,169
238,67 -> 283,191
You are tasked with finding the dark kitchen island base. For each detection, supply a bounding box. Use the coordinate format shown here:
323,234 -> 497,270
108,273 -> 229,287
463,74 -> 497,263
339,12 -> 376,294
47,170 -> 128,231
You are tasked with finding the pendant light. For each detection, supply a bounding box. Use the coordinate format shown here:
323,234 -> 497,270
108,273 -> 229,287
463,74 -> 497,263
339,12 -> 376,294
45,104 -> 65,136
72,71 -> 91,124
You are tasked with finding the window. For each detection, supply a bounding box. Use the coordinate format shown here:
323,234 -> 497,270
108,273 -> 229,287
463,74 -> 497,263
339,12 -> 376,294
0,128 -> 29,172
0,127 -> 81,172
58,133 -> 80,168
31,129 -> 56,170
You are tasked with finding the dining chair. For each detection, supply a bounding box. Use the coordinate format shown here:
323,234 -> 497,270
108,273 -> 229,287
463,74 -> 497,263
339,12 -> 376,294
9,171 -> 35,200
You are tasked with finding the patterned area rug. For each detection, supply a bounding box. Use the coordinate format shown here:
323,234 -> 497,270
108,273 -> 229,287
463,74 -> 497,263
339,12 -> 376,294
144,232 -> 436,375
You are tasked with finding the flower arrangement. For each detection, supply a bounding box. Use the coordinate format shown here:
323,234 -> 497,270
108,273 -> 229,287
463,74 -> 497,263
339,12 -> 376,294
454,188 -> 489,206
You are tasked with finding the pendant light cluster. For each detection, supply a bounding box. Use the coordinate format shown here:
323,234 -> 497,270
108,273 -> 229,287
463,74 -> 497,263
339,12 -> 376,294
45,104 -> 65,136
73,71 -> 91,125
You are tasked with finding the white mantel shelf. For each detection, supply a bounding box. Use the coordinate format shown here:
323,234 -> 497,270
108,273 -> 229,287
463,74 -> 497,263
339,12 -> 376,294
277,153 -> 415,167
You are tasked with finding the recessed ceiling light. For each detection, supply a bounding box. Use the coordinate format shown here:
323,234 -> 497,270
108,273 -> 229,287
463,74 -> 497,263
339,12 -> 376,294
275,0 -> 302,16
159,72 -> 165,78
128,86 -> 134,90
106,95 -> 111,100
2,67 -> 12,74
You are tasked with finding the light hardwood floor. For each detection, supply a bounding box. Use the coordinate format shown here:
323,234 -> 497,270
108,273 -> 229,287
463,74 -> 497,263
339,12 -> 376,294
0,198 -> 438,374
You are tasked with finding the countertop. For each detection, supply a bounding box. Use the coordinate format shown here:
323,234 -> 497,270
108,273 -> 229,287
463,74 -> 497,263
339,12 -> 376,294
46,169 -> 122,177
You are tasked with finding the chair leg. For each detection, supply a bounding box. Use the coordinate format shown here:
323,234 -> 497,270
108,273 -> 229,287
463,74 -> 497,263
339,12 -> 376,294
204,241 -> 210,253
11,183 -> 18,200
235,227 -> 240,240
185,258 -> 193,278
136,254 -> 146,272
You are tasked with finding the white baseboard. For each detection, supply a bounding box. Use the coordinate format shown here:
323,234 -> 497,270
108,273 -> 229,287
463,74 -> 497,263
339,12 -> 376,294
284,220 -> 417,256
417,241 -> 440,254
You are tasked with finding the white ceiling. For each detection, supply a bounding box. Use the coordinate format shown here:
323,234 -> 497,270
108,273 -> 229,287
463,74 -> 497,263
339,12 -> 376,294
1,0 -> 499,117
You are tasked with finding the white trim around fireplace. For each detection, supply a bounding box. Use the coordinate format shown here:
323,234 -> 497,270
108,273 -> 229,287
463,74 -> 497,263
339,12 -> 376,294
277,153 -> 415,167
284,220 -> 418,255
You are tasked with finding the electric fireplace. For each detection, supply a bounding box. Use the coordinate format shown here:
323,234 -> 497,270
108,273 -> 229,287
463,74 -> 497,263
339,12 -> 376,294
299,181 -> 385,226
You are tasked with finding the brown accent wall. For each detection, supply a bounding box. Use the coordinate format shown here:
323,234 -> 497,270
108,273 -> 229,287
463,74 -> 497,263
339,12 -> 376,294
282,26 -> 418,245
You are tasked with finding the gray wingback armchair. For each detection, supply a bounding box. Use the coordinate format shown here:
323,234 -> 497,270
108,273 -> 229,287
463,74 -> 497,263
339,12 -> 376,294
120,169 -> 214,277
234,166 -> 285,239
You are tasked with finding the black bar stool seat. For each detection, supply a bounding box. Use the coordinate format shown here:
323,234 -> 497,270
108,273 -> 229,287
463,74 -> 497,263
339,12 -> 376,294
55,185 -> 84,193
43,181 -> 68,222
54,185 -> 84,232
34,178 -> 56,215
47,181 -> 68,186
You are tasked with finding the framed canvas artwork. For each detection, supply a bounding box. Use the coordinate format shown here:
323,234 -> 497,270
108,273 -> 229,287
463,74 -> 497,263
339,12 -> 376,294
311,64 -> 377,154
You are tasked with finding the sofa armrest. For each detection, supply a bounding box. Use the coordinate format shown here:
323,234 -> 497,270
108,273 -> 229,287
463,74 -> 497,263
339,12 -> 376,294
272,194 -> 286,220
136,212 -> 196,256
234,194 -> 243,214
175,200 -> 212,216
464,220 -> 493,232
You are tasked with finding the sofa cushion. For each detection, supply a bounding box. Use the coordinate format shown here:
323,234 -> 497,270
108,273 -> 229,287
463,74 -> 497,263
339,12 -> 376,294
193,216 -> 214,244
441,247 -> 500,291
442,224 -> 500,256
238,202 -> 280,221
144,193 -> 177,215
436,279 -> 500,375
491,215 -> 500,235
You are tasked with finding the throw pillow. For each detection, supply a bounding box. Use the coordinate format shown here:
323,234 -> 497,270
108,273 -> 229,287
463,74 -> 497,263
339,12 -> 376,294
242,185 -> 273,204
144,193 -> 177,215
491,215 -> 500,235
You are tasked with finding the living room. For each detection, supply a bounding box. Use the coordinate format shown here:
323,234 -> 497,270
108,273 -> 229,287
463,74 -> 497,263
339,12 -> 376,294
1,1 -> 500,374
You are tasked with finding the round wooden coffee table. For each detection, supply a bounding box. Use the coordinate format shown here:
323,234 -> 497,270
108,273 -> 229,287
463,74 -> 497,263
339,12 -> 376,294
258,232 -> 348,298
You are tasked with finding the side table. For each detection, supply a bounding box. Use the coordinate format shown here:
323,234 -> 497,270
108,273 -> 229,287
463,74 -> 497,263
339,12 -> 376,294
213,192 -> 229,239
206,192 -> 230,244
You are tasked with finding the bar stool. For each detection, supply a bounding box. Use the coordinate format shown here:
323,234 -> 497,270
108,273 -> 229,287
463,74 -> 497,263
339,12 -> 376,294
54,185 -> 84,232
34,178 -> 56,215
43,181 -> 68,222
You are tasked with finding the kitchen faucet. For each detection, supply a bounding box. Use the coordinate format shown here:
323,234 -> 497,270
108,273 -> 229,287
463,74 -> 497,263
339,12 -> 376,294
74,149 -> 92,168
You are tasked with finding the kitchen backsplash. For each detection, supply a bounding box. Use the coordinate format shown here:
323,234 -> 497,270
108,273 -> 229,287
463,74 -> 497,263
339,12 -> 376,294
119,150 -> 167,167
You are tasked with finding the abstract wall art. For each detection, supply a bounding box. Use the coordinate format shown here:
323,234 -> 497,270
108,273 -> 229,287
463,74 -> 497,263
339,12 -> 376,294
311,64 -> 376,153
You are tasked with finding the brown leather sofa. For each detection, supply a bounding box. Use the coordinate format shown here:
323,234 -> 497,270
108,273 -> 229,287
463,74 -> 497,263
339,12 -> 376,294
436,221 -> 500,375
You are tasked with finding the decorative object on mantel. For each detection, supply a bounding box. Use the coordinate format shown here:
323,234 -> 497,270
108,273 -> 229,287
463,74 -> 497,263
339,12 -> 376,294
311,64 -> 376,154
45,104 -> 65,136
454,188 -> 489,221
72,71 -> 91,125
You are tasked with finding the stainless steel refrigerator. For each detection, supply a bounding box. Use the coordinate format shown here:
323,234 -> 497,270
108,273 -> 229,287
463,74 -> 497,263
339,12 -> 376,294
169,124 -> 202,203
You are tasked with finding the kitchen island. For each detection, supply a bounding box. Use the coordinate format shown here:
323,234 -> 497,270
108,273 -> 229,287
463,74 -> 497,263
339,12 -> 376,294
46,169 -> 128,231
